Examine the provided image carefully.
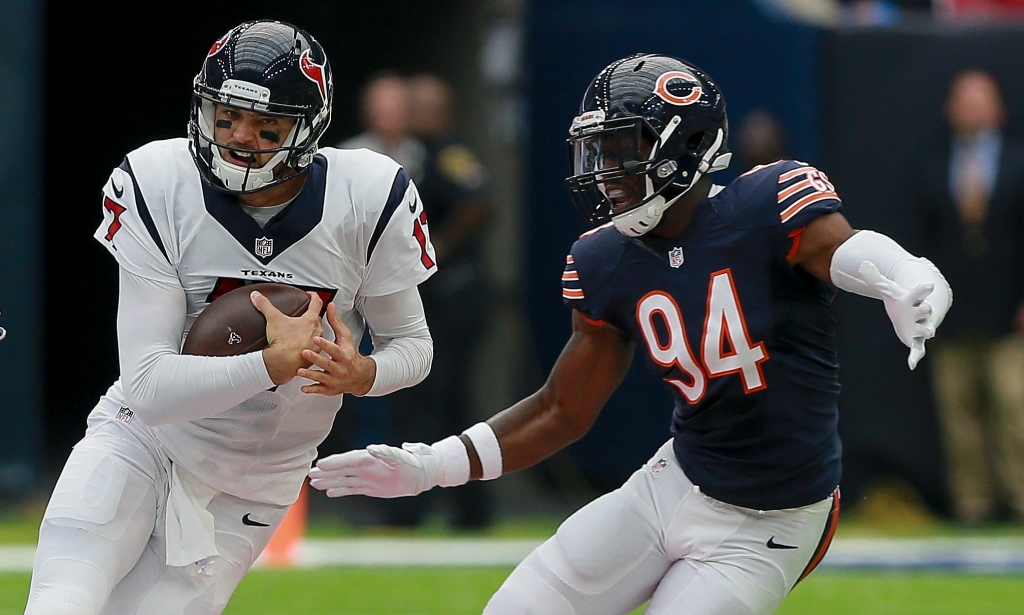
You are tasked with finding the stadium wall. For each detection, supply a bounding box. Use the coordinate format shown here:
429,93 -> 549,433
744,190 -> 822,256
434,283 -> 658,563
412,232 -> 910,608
0,0 -> 44,500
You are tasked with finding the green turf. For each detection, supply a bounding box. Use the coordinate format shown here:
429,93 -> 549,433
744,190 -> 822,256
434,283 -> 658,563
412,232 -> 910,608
4,568 -> 1023,614
4,493 -> 1024,614
1,573 -> 30,615
777,571 -> 1024,615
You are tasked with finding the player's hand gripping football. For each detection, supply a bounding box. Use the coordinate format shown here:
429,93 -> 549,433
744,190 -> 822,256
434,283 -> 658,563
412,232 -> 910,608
296,302 -> 377,396
308,442 -> 442,498
253,290 -> 324,385
858,261 -> 935,370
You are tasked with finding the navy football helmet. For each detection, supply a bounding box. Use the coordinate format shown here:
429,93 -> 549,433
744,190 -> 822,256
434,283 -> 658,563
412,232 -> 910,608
566,54 -> 730,236
189,20 -> 333,194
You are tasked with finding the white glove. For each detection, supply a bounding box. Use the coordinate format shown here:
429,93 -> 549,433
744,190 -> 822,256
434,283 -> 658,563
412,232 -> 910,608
858,261 -> 936,370
307,442 -> 442,499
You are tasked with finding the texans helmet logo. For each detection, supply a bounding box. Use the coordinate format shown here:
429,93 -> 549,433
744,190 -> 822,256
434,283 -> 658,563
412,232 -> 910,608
207,32 -> 230,58
654,70 -> 704,106
299,49 -> 328,102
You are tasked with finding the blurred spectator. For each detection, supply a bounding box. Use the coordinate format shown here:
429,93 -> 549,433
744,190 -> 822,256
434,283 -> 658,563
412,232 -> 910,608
840,0 -> 902,25
377,72 -> 497,529
908,69 -> 1024,525
935,0 -> 1024,19
336,71 -> 429,508
339,72 -> 425,182
735,108 -> 790,171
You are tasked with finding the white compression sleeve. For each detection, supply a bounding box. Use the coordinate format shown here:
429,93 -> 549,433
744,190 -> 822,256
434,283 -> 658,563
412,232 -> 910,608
358,286 -> 434,397
829,230 -> 952,327
117,267 -> 275,425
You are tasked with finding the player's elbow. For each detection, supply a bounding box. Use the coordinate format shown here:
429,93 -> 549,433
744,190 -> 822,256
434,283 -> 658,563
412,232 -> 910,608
410,335 -> 433,387
120,377 -> 172,426
120,361 -> 182,426
542,389 -> 598,443
391,332 -> 433,389
555,407 -> 598,442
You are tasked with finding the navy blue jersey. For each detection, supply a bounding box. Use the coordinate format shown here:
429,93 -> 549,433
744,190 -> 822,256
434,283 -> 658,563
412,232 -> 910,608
562,160 -> 843,510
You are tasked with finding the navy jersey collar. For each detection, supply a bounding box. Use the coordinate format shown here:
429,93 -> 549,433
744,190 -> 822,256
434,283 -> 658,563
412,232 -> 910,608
203,154 -> 327,265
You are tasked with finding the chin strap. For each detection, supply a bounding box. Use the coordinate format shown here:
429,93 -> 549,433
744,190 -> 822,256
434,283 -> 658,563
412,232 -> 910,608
613,193 -> 680,237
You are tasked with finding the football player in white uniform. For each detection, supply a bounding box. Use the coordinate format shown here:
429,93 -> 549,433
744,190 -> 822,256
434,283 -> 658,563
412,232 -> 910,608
24,20 -> 436,615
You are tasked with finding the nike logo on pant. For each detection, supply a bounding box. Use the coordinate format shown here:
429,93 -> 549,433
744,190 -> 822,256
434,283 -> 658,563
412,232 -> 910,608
767,536 -> 798,549
242,513 -> 270,527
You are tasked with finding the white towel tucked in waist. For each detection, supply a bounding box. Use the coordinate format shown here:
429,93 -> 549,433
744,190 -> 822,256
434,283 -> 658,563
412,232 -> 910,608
165,463 -> 219,567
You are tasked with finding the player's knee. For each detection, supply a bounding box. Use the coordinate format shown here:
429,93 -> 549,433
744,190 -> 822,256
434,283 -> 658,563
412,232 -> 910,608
25,557 -> 111,615
484,564 -> 577,615
25,586 -> 105,615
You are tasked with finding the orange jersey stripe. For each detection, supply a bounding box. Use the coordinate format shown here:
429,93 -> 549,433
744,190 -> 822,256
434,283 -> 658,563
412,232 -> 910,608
777,178 -> 813,203
780,191 -> 838,223
562,271 -> 580,281
562,288 -> 585,299
778,166 -> 812,182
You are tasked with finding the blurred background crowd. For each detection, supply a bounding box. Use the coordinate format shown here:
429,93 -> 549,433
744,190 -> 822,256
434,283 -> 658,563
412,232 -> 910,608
2,0 -> 1024,531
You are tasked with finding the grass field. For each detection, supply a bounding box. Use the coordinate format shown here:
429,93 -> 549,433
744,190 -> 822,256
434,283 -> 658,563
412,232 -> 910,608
3,568 -> 1024,614
3,487 -> 1024,614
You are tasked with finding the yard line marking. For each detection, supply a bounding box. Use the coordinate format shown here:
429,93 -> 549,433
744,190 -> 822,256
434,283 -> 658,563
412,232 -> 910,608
2,537 -> 1024,572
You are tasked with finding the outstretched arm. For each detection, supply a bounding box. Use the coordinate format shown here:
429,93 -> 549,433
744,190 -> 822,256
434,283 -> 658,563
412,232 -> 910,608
789,212 -> 952,369
308,310 -> 634,498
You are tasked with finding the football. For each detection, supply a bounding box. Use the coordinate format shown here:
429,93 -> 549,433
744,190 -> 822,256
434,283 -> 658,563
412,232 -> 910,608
181,283 -> 311,357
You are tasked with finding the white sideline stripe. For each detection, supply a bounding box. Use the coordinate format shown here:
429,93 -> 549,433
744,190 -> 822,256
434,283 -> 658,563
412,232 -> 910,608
821,537 -> 1024,572
3,538 -> 1024,572
0,545 -> 35,572
271,538 -> 544,568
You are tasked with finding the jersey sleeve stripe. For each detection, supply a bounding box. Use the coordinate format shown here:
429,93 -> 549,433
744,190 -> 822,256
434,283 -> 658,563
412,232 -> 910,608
119,158 -> 170,264
566,255 -> 575,264
778,166 -> 812,182
780,191 -> 839,223
562,288 -> 585,299
366,168 -> 411,263
562,271 -> 579,281
777,178 -> 813,202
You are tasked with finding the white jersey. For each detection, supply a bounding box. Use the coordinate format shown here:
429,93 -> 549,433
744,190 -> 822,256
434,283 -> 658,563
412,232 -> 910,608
92,138 -> 435,505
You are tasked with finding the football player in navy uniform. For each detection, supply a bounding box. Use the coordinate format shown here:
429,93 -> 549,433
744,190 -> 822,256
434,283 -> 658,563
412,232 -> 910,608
25,20 -> 437,615
308,54 -> 952,614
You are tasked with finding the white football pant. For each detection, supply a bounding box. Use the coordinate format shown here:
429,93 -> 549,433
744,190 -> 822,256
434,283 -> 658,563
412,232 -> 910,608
484,439 -> 839,615
24,416 -> 291,615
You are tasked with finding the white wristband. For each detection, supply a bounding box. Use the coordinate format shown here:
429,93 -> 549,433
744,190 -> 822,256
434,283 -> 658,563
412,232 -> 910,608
431,435 -> 470,487
463,422 -> 503,481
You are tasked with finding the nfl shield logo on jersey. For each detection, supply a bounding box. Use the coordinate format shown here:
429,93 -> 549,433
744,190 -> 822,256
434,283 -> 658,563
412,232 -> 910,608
668,247 -> 684,268
116,406 -> 134,424
255,237 -> 274,258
